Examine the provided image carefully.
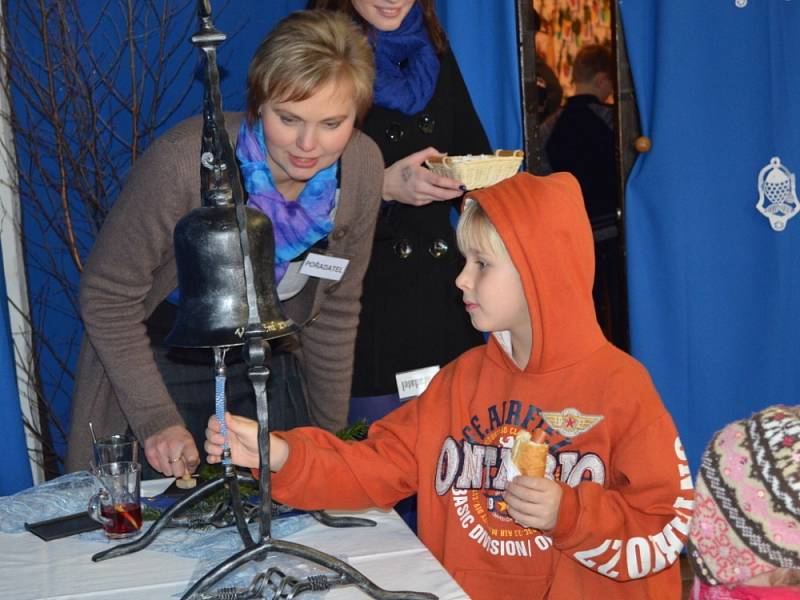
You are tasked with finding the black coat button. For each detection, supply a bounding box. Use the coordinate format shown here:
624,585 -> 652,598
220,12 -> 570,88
393,239 -> 413,258
417,114 -> 435,135
385,123 -> 404,143
429,238 -> 449,258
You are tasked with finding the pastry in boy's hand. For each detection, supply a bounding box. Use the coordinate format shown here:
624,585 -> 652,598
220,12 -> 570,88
511,429 -> 548,477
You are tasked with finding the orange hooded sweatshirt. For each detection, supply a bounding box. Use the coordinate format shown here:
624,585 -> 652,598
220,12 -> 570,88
272,172 -> 693,599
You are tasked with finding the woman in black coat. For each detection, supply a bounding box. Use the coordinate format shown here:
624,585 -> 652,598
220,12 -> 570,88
309,0 -> 491,423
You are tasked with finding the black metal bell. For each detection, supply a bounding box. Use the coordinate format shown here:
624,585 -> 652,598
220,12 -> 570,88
165,204 -> 298,348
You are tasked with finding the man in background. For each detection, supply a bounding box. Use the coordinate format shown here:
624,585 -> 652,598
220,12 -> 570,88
541,44 -> 615,222
540,44 -> 627,348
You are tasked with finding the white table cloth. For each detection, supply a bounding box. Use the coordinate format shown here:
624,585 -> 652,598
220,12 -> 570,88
0,508 -> 468,599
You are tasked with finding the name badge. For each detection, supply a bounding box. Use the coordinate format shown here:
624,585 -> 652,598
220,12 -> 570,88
395,365 -> 440,400
300,253 -> 349,281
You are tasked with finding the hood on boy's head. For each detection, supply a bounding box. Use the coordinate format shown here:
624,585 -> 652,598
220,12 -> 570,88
466,172 -> 606,373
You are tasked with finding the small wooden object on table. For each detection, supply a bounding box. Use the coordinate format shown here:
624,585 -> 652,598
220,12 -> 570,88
176,472 -> 197,490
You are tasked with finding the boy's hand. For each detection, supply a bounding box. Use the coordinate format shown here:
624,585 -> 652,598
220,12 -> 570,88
504,476 -> 563,531
204,412 -> 290,472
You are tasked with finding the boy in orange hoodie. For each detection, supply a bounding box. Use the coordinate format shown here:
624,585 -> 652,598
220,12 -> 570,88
206,172 -> 694,599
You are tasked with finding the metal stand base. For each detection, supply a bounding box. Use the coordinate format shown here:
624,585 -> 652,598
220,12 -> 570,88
181,538 -> 437,600
92,470 -> 433,599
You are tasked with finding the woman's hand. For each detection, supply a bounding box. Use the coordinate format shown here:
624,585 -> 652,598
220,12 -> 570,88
504,476 -> 563,531
143,425 -> 200,477
204,412 -> 290,472
383,147 -> 466,206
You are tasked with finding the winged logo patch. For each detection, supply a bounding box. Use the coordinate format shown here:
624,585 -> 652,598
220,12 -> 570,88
541,408 -> 603,438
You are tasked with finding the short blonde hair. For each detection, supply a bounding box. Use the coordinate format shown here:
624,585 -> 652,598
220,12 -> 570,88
246,10 -> 374,124
456,199 -> 509,258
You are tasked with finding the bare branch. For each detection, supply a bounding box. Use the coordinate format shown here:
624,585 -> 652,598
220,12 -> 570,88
1,0 -> 198,477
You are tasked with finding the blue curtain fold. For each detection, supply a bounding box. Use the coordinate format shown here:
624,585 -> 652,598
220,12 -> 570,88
619,0 -> 800,471
436,0 -> 522,151
0,245 -> 32,495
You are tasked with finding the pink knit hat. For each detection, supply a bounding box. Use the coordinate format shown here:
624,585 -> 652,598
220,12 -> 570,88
687,405 -> 800,587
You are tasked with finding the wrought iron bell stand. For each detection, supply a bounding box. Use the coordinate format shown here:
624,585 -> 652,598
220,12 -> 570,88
93,3 -> 436,599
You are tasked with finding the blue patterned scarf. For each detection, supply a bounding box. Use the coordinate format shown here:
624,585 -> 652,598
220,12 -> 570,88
235,118 -> 337,283
371,3 -> 440,116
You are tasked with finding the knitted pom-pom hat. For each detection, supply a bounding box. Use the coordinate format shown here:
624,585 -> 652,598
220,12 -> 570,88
687,405 -> 800,587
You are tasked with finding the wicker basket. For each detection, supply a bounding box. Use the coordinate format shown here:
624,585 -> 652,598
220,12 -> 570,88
425,150 -> 524,190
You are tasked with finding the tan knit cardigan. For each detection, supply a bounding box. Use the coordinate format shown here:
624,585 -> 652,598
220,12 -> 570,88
65,113 -> 383,472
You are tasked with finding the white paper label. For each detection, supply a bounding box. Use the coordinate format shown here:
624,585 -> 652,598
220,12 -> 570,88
300,253 -> 349,281
395,365 -> 440,400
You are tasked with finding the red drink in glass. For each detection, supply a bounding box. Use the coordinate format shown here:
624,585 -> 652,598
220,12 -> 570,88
88,461 -> 142,538
100,502 -> 142,538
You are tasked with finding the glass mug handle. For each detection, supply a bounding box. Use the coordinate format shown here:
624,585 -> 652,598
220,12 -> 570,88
87,490 -> 114,529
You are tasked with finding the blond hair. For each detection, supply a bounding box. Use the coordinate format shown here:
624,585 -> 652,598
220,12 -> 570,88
246,10 -> 374,124
456,200 -> 509,258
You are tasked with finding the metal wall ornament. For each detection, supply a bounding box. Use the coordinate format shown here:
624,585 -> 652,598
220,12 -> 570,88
756,156 -> 799,232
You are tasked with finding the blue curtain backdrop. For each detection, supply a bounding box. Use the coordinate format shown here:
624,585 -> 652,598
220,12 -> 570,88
619,1 -> 800,472
1,0 -> 308,496
1,1 -> 519,493
436,1 -> 521,150
0,246 -> 32,495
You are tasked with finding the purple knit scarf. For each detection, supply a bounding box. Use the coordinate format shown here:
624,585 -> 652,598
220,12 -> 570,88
235,118 -> 337,283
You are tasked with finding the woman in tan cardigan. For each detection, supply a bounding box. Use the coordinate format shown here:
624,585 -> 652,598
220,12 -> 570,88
66,10 -> 383,478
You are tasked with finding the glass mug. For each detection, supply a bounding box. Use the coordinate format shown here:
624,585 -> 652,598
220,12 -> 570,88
92,434 -> 138,467
88,461 -> 143,539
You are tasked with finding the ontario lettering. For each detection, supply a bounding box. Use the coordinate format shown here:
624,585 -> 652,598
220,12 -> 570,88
435,437 -> 602,495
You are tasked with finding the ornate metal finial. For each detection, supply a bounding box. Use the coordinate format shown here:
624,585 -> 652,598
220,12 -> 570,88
188,0 -> 264,337
191,0 -> 243,208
